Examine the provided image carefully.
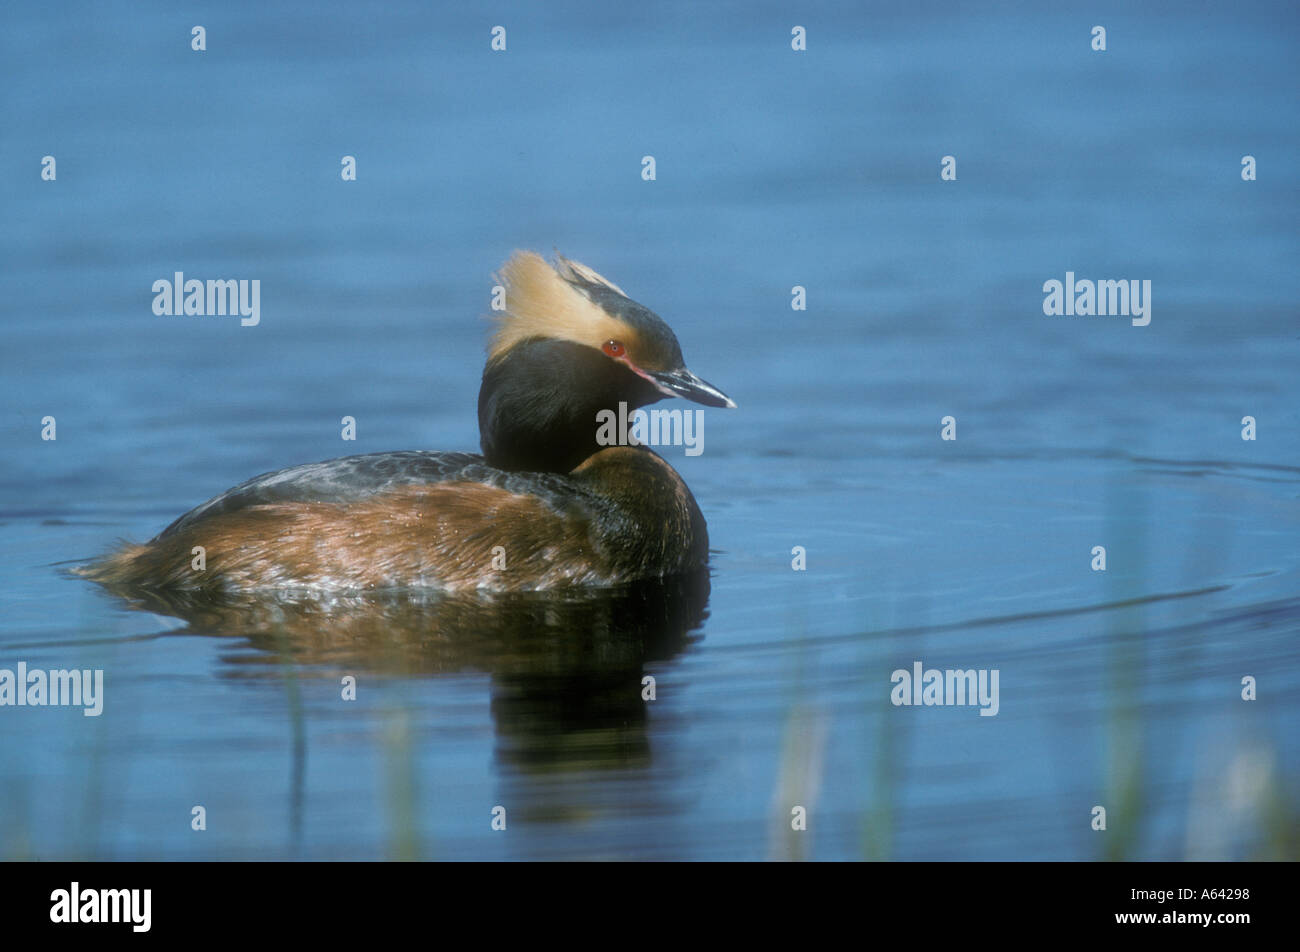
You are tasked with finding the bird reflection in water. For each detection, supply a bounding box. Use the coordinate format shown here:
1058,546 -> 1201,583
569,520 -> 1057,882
94,571 -> 711,778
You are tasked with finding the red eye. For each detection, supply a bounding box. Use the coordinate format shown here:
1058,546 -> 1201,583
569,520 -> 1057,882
603,340 -> 625,358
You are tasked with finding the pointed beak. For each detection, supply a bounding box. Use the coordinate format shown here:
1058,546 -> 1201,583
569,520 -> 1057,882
647,367 -> 737,409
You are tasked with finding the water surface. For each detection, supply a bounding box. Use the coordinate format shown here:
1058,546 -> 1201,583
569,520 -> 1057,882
1,0 -> 1297,860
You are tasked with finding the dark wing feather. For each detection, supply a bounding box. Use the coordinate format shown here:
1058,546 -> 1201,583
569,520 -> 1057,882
155,451 -> 592,540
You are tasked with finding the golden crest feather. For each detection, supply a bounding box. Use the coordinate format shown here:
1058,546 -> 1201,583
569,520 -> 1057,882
487,251 -> 635,362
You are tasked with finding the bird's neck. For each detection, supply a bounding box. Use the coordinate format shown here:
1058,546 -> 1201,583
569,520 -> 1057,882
477,338 -> 664,473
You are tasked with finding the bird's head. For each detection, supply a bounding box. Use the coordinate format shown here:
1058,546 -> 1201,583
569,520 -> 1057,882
478,251 -> 735,473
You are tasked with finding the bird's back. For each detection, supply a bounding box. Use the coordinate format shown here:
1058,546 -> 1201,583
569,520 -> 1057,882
83,448 -> 706,594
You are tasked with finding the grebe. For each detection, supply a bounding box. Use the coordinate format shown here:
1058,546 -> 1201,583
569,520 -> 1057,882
81,251 -> 735,594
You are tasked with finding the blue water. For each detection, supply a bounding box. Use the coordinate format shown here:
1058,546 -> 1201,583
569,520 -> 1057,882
1,0 -> 1297,860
